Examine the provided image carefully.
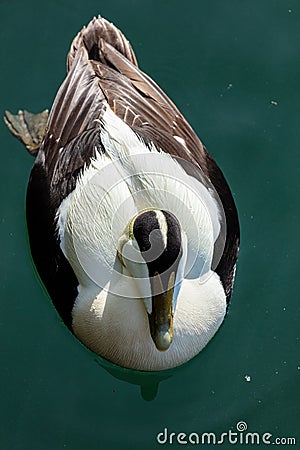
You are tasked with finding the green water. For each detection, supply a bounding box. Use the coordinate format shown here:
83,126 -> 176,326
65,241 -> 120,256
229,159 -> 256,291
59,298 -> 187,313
1,1 -> 299,449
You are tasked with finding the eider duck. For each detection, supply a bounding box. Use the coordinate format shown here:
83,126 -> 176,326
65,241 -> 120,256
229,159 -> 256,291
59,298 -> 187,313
5,16 -> 239,371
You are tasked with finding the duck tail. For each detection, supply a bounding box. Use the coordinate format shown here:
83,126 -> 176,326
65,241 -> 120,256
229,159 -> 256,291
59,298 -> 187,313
67,16 -> 138,72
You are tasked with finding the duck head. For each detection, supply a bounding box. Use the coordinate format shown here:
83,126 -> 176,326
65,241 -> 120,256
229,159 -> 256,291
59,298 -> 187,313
118,209 -> 186,351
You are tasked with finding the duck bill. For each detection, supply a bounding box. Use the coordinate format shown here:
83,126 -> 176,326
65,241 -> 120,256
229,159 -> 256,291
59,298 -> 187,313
148,272 -> 175,352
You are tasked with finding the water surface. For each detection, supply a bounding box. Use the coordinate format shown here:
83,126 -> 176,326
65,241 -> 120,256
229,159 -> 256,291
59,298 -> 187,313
1,1 -> 299,449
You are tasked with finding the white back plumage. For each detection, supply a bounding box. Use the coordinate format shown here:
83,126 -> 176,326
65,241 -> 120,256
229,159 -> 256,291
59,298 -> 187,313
56,106 -> 227,370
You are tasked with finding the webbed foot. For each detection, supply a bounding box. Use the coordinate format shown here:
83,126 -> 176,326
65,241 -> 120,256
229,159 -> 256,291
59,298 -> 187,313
4,109 -> 49,156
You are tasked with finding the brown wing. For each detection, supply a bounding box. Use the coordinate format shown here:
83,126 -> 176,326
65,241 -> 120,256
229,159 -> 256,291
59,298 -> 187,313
94,40 -> 209,173
43,17 -> 209,178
